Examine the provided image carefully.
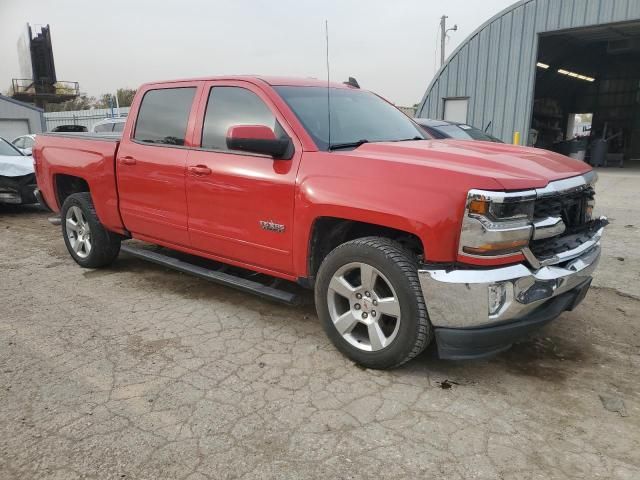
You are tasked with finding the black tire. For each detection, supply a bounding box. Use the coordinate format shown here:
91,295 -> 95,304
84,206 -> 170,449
61,192 -> 121,268
315,236 -> 432,369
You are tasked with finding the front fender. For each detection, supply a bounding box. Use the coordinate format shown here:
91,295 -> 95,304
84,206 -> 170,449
292,170 -> 470,277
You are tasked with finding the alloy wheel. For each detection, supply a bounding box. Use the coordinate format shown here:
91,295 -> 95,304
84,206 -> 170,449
327,261 -> 401,352
65,206 -> 92,259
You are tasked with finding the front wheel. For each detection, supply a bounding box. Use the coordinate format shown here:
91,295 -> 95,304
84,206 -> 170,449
61,192 -> 121,268
315,237 -> 432,369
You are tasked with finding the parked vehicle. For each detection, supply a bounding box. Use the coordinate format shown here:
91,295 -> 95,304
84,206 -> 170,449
51,125 -> 88,133
92,117 -> 127,134
34,76 -> 606,369
0,137 -> 37,205
414,118 -> 503,142
12,134 -> 36,155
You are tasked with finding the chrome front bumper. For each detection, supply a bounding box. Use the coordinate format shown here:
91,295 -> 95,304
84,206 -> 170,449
418,230 -> 603,330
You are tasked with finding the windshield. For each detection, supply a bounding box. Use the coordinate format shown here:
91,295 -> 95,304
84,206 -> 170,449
275,86 -> 426,150
436,124 -> 502,142
0,138 -> 23,156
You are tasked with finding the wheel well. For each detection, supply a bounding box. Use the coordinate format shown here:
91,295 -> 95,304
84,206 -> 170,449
55,174 -> 89,207
307,217 -> 424,279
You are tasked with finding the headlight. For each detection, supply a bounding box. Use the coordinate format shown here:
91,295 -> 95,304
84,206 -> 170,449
459,189 -> 535,257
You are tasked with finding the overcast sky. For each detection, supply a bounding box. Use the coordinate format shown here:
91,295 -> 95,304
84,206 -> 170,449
0,0 -> 515,106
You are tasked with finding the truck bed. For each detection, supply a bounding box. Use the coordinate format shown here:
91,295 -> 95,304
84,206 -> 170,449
41,132 -> 122,141
34,132 -> 127,234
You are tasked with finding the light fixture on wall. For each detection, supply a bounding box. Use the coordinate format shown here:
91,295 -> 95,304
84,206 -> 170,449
536,62 -> 550,69
557,68 -> 595,82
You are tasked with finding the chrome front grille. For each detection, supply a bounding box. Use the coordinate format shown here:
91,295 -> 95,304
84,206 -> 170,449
533,185 -> 595,228
529,217 -> 606,260
528,173 -> 601,263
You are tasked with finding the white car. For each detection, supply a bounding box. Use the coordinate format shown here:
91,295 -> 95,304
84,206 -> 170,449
92,117 -> 127,134
12,134 -> 36,156
0,137 -> 36,205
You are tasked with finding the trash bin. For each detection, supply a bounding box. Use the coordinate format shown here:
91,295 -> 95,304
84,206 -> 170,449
591,139 -> 608,167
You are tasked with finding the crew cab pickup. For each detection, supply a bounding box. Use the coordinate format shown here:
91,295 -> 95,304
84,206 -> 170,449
34,76 -> 607,369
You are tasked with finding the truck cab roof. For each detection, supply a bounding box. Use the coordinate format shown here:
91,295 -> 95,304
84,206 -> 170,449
140,76 -> 355,90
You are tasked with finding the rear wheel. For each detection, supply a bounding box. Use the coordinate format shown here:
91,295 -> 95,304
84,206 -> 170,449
315,237 -> 431,369
61,192 -> 121,268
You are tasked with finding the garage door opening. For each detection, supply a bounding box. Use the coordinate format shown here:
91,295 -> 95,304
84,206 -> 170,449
0,119 -> 30,140
531,21 -> 640,169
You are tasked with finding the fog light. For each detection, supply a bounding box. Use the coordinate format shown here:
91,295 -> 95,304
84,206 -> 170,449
488,283 -> 507,316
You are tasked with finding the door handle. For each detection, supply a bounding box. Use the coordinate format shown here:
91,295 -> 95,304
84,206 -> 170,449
121,156 -> 136,165
188,165 -> 212,176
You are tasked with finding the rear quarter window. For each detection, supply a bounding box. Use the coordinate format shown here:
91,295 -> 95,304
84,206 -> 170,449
134,87 -> 196,146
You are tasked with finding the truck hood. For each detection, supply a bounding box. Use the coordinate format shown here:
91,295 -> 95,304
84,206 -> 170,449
345,139 -> 592,190
0,155 -> 34,177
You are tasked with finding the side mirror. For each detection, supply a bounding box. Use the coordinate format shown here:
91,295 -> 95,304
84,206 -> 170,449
23,148 -> 33,156
226,125 -> 291,159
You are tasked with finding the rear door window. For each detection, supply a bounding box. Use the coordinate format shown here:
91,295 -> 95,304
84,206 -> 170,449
134,87 -> 196,146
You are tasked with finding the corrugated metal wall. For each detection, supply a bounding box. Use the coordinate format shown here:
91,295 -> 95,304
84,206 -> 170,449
416,0 -> 640,143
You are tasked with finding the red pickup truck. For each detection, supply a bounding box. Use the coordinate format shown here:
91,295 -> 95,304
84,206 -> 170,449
34,76 -> 607,369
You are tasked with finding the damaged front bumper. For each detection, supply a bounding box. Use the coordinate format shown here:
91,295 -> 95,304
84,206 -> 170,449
0,174 -> 38,205
418,224 -> 605,359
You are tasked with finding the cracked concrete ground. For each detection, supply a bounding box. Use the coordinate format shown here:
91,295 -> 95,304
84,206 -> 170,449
1,169 -> 639,479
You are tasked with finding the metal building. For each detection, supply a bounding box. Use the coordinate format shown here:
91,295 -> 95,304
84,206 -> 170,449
416,0 -> 640,166
0,95 -> 45,139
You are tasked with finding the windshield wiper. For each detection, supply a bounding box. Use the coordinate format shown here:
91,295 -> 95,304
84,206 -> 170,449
328,139 -> 369,151
390,136 -> 424,142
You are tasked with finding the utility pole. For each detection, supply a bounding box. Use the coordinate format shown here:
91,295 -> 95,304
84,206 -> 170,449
440,15 -> 458,66
114,90 -> 121,117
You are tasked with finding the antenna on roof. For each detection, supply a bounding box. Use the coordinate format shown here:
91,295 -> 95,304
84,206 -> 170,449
325,20 -> 332,149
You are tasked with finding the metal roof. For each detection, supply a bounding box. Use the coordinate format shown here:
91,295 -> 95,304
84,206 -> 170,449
415,0 -> 640,143
0,94 -> 44,113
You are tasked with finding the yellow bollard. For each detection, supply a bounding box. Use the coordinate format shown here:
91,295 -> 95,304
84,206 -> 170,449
513,131 -> 521,145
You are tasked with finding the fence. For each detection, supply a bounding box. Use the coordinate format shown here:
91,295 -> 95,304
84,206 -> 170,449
44,107 -> 130,132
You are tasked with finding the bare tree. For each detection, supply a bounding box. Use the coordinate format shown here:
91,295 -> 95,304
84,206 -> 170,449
95,88 -> 137,109
116,88 -> 136,107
